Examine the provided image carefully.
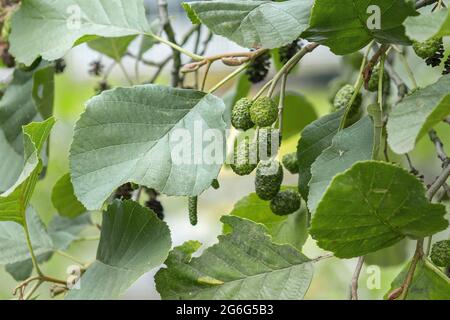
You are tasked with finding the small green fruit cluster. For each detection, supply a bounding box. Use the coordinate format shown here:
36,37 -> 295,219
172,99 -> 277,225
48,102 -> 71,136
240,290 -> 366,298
230,137 -> 258,176
231,97 -> 278,131
270,190 -> 301,216
231,98 -> 254,131
333,84 -> 362,125
333,84 -> 362,110
412,36 -> 443,59
282,152 -> 299,174
430,240 -> 450,268
250,97 -> 278,127
367,66 -> 390,93
255,160 -> 283,200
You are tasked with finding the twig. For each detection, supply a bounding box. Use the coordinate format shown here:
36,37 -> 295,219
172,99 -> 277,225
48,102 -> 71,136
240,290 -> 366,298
350,256 -> 365,300
275,73 -> 288,141
208,62 -> 249,94
428,129 -> 449,165
311,253 -> 334,262
416,0 -> 439,9
426,164 -> 450,201
158,0 -> 181,87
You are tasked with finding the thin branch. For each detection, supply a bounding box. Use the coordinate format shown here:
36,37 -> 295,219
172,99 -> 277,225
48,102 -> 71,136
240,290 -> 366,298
416,0 -> 439,9
426,164 -> 450,201
350,256 -> 365,300
428,129 -> 449,164
158,0 -> 181,87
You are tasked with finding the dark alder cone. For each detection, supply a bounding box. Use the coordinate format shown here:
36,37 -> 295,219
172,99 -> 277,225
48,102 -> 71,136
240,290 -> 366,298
54,58 -> 66,74
425,43 -> 445,67
95,80 -> 111,94
211,179 -> 220,190
246,51 -> 271,83
144,187 -> 164,220
114,183 -> 134,200
88,60 -> 104,76
443,55 -> 450,75
279,40 -> 302,64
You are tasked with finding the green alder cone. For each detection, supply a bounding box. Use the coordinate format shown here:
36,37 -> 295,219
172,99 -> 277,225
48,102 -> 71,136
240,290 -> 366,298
257,127 -> 280,160
230,137 -> 258,176
412,36 -> 443,59
231,98 -> 254,131
255,160 -> 283,200
333,84 -> 362,125
270,190 -> 301,216
282,152 -> 299,174
430,240 -> 450,268
250,97 -> 278,127
367,66 -> 390,92
333,84 -> 362,110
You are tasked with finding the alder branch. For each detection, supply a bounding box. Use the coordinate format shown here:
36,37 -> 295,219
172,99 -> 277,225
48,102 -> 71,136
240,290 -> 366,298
429,129 -> 449,165
158,0 -> 181,87
416,0 -> 439,8
350,256 -> 365,300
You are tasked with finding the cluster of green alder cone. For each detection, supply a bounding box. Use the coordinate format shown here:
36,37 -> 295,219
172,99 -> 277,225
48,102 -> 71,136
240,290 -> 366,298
230,96 -> 301,216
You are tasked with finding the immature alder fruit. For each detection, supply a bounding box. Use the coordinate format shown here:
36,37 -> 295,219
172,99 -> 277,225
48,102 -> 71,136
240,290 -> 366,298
230,137 -> 258,176
257,127 -> 280,160
231,98 -> 254,130
412,36 -> 443,59
367,66 -> 390,92
430,240 -> 450,267
188,196 -> 198,226
255,160 -> 283,200
270,190 -> 301,216
250,97 -> 278,127
282,152 -> 299,174
333,84 -> 362,110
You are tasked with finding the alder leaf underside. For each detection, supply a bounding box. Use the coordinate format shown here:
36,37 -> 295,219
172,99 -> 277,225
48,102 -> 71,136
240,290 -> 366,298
387,74 -> 450,154
66,200 -> 171,300
184,0 -> 314,49
310,161 -> 448,258
70,85 -> 227,210
9,0 -> 150,65
404,8 -> 450,42
155,216 -> 313,300
302,0 -> 417,55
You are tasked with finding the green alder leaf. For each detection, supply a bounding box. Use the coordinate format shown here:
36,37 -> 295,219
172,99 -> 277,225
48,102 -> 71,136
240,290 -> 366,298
0,207 -> 53,266
183,0 -> 314,49
70,85 -> 227,210
88,36 -> 136,62
155,216 -> 314,300
387,74 -> 450,154
66,200 -> 171,300
365,239 -> 409,267
224,187 -> 309,250
0,65 -> 54,192
302,0 -> 417,55
9,0 -> 150,65
404,8 -> 450,42
0,117 -> 55,225
308,116 -> 374,214
48,213 -> 92,250
310,161 -> 448,258
32,63 -> 55,120
297,109 -> 344,200
51,173 -> 87,219
387,259 -> 450,300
